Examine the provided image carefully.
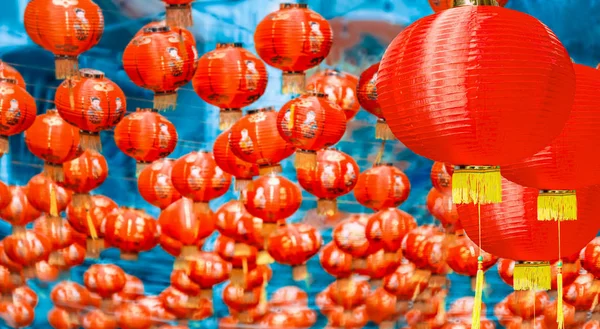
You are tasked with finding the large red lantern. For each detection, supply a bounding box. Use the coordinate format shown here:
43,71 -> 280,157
377,3 -> 575,205
162,0 -> 194,28
213,130 -> 259,191
353,163 -> 410,211
123,26 -> 197,110
228,108 -> 296,175
254,3 -> 333,94
502,64 -> 600,221
306,69 -> 360,120
137,158 -> 181,210
55,69 -> 126,151
0,61 -> 26,87
0,78 -> 36,155
114,108 -> 178,174
276,92 -> 347,169
356,62 -> 394,140
24,0 -> 104,79
193,43 -> 268,130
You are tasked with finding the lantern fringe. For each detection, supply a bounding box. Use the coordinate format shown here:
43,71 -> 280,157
513,261 -> 551,291
44,162 -> 65,183
0,136 -> 8,155
282,71 -> 305,94
317,199 -> 337,216
48,251 -> 65,266
537,190 -> 577,221
12,225 -> 25,237
233,243 -> 252,257
54,56 -> 79,80
200,289 -> 213,301
49,183 -> 58,217
234,178 -> 251,192
375,119 -> 395,140
86,208 -> 98,239
120,252 -> 138,261
154,92 -> 178,111
166,4 -> 193,28
258,164 -> 282,176
230,268 -> 245,286
79,131 -> 102,152
557,262 -> 564,329
73,193 -> 92,209
257,250 -> 274,265
379,321 -> 395,329
193,201 -> 210,214
452,166 -> 502,205
294,150 -> 317,170
85,238 -> 103,259
352,257 -> 367,271
136,162 -> 149,177
471,258 -> 484,329
292,264 -> 308,281
219,109 -> 242,131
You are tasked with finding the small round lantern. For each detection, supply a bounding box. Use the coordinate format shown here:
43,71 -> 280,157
306,69 -> 360,120
353,163 -> 411,211
137,158 -> 181,210
60,149 -> 108,207
104,208 -> 158,260
0,78 -> 36,155
266,223 -> 322,281
25,173 -> 72,223
0,186 -> 41,236
357,62 -> 394,140
213,130 -> 259,191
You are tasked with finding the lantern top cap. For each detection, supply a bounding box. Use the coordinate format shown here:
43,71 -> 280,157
248,107 -> 275,114
136,108 -> 157,113
143,26 -> 170,33
0,77 -> 17,85
280,3 -> 308,9
46,109 -> 58,114
216,43 -> 243,49
80,68 -> 105,79
305,90 -> 326,98
453,0 -> 499,7
374,162 -> 393,167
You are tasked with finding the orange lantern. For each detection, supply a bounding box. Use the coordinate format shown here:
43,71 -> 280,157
431,161 -> 453,195
0,78 -> 36,155
354,163 -> 411,211
66,194 -> 117,257
24,0 -> 104,79
228,107 -> 296,175
114,108 -> 178,174
327,305 -> 370,329
55,69 -> 126,151
215,200 -> 263,248
354,249 -> 402,282
426,187 -> 461,234
0,186 -> 41,236
193,43 -> 268,129
188,252 -> 231,299
57,243 -> 86,270
33,216 -> 75,265
266,223 -> 322,280
0,265 -> 23,301
365,288 -> 399,328
50,281 -> 90,312
104,208 -> 159,260
254,3 -> 333,94
159,232 -> 205,259
24,110 -> 81,182
306,69 -> 360,120
4,231 -> 52,278
222,283 -> 262,317
0,301 -> 35,329
277,91 -> 347,168
171,151 -> 232,213
357,62 -> 393,140
332,216 -> 381,269
162,0 -> 195,28
0,181 -> 9,211
60,149 -> 108,207
383,262 -> 430,303
365,208 -> 417,258
81,309 -> 118,329
13,286 -> 38,308
214,235 -> 258,286
26,174 -> 72,223
402,225 -> 449,283
213,130 -> 259,191
83,264 -> 127,301
446,232 -> 498,289
319,242 -> 353,280
48,307 -> 77,329
137,296 -> 177,324
123,26 -> 197,110
137,158 -> 181,210
0,61 -> 25,87
170,268 -> 201,300
270,286 -> 309,308
113,274 -> 145,305
0,242 -> 23,273
115,303 -> 153,329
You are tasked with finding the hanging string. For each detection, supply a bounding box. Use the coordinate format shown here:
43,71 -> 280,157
557,220 -> 564,329
471,202 -> 484,329
373,140 -> 386,166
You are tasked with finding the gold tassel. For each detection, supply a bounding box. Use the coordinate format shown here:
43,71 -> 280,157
259,272 -> 268,308
281,72 -> 305,95
471,257 -> 485,329
557,261 -> 564,329
452,166 -> 502,205
288,104 -> 295,130
373,141 -> 385,166
537,190 -> 577,221
49,183 -> 58,217
513,261 -> 551,291
86,209 -> 98,239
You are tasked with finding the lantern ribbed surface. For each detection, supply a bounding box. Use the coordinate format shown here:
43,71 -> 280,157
306,70 -> 360,121
0,61 -> 26,87
0,80 -> 36,154
377,5 -> 575,166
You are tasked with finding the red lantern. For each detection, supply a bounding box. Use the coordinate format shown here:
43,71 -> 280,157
365,208 -> 417,258
254,3 -> 333,94
193,43 -> 268,129
228,108 -> 296,175
50,281 -> 90,312
60,149 -> 108,207
25,110 -> 81,181
402,225 -> 449,281
213,130 -> 259,191
0,61 -> 25,87
55,69 -> 126,151
0,78 -> 36,155
426,187 -> 461,234
123,26 -> 197,110
332,216 -> 381,270
188,252 -> 230,299
137,158 -> 181,210
24,0 -> 104,79
276,91 -> 347,169
33,216 -> 75,264
502,64 -> 600,221
214,235 -> 258,286
115,303 -> 153,329
357,62 -> 393,140
162,0 -> 194,28
306,69 -> 360,120
159,232 -> 205,259
266,223 -> 322,281
446,233 -> 498,289
429,0 -> 509,12
377,3 -> 575,205
83,264 -> 127,300
319,242 -> 353,279
583,237 -> 600,277
0,186 -> 41,236
383,262 -> 429,303
431,162 -> 452,195
0,181 -> 9,212
365,288 -> 399,327
4,231 -> 52,277
0,301 -> 35,329
25,173 -> 72,221
215,200 -> 263,248
353,163 -> 410,211
104,208 -> 158,260
114,108 -> 178,174
171,151 -> 232,213
66,194 -> 117,257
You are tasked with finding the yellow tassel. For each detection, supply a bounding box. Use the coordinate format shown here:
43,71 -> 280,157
452,166 -> 502,205
513,261 -> 551,291
287,104 -> 295,130
49,183 -> 58,217
557,261 -> 564,329
537,190 -> 577,221
86,209 -> 98,240
373,141 -> 385,166
471,258 -> 484,329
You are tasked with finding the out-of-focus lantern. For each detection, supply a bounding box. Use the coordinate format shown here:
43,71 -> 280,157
306,69 -> 360,120
354,163 -> 410,211
162,0 -> 195,28
213,130 -> 259,191
0,78 -> 36,156
137,158 -> 181,210
357,62 -> 394,140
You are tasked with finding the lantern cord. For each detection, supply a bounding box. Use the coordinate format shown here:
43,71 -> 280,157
49,182 -> 58,217
471,202 -> 484,329
557,220 -> 564,329
373,140 -> 386,166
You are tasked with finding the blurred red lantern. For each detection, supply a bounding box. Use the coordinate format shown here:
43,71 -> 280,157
137,158 -> 181,210
0,61 -> 25,87
26,174 -> 72,221
50,281 -> 90,312
24,110 -> 81,182
215,200 -> 263,247
354,163 -> 410,211
223,283 -> 262,314
431,162 -> 452,195
13,286 -> 37,308
214,235 -> 258,286
49,307 -> 78,329
277,92 -> 347,169
327,305 -> 370,329
159,232 -> 205,259
0,186 -> 41,236
357,62 -> 393,140
4,231 -> 52,277
83,264 -> 127,300
162,0 -> 194,27
377,3 -> 575,205
428,0 -> 509,12
55,69 -> 126,151
296,148 -> 358,215
427,187 -> 461,234
383,262 -> 429,302
104,208 -> 158,260
306,69 -> 359,121
266,223 -> 322,281
328,279 -> 370,310
114,109 -> 178,174
0,78 -> 36,155
66,194 -> 117,257
213,130 -> 259,191
0,181 -> 9,211
81,309 -> 118,329
137,296 -> 176,324
0,265 -> 23,298
188,252 -> 230,299
113,274 -> 144,304
333,216 -> 380,269
24,0 -> 104,79
446,233 -> 498,288
116,302 -> 153,329
193,43 -> 268,130
506,291 -> 549,320
60,149 -> 108,207
563,273 -> 600,312
270,286 -> 309,308
365,287 -> 399,327
123,26 -> 197,110
0,301 -> 35,329
319,242 -> 353,279
33,215 -> 75,264
355,249 -> 402,281
402,225 -> 448,279
583,237 -> 600,277
57,243 -> 86,270
228,108 -> 296,175
254,3 -> 333,94
365,208 -> 416,258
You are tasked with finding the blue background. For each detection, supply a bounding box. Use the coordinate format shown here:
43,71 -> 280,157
0,0 -> 597,328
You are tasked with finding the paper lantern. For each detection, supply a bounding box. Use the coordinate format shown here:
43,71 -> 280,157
228,108 -> 296,175
430,162 -> 452,195
429,0 -> 508,12
254,3 -> 333,94
25,174 -> 72,221
427,187 -> 461,234
353,163 -> 411,211
306,69 -> 360,120
66,194 -> 117,257
193,43 -> 268,130
84,264 -> 127,300
215,200 -> 263,248
377,3 -> 575,205
187,252 -> 230,300
4,231 -> 52,277
266,223 -> 322,281
123,26 -> 197,110
55,69 -> 126,151
319,242 -> 353,279
60,149 -> 108,208
104,208 -> 158,260
137,158 -> 181,210
0,61 -> 25,87
356,62 -> 393,140
0,186 -> 41,236
135,21 -> 196,45
162,0 -> 194,28
114,108 -> 178,174
446,233 -> 498,289
24,110 -> 81,182
276,91 -> 347,169
0,78 -> 36,155
502,64 -> 600,221
24,0 -> 104,79
213,130 -> 259,191
365,208 -> 417,258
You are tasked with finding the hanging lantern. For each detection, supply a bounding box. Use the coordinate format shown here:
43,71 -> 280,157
429,0 -> 509,12
426,187 -> 461,234
123,26 -> 197,110
137,158 -> 181,210
365,208 -> 417,260
193,43 -> 268,130
0,78 -> 36,156
24,110 -> 81,182
213,130 -> 259,191
214,235 -> 258,287
296,148 -> 358,215
0,181 -> 9,212
356,62 -> 393,140
159,232 -> 205,261
60,149 -> 108,207
104,208 -> 158,260
332,216 -> 381,271
353,163 -> 410,211
276,91 -> 347,169
306,69 -> 360,121
25,174 -> 72,225
319,242 -> 353,280
228,107 -> 296,175
114,108 -> 178,174
0,186 -> 41,236
266,223 -> 322,281
254,3 -> 333,94
187,252 -> 231,301
55,69 -> 126,151
430,162 -> 452,195
24,0 -> 104,79
4,231 -> 52,278
162,0 -> 194,28
215,200 -> 263,251
377,1 -> 575,205
83,264 -> 127,304
446,232 -> 498,290
383,262 -> 430,306
0,61 -> 25,87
